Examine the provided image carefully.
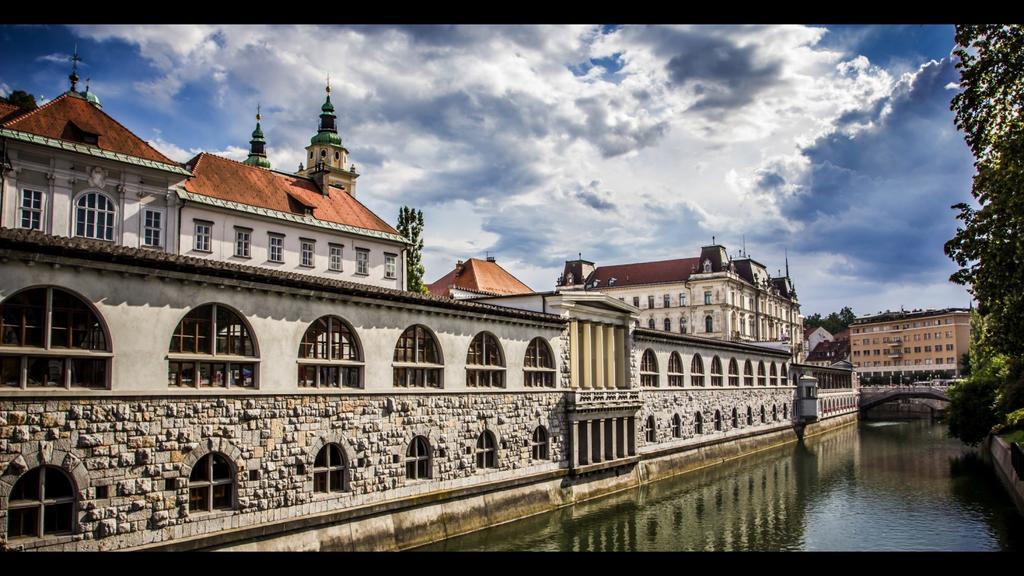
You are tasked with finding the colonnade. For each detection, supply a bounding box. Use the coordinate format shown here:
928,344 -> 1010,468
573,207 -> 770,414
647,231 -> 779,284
569,320 -> 627,389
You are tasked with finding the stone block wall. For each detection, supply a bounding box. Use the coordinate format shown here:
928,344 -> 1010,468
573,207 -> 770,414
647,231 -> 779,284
0,391 -> 567,551
638,388 -> 796,446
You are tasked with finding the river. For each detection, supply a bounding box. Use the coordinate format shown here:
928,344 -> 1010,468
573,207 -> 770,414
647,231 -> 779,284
417,420 -> 1024,551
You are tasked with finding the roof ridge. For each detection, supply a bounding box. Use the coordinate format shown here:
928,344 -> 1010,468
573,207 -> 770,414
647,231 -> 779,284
82,95 -> 179,166
0,92 -> 70,128
196,151 -> 315,183
597,256 -> 700,269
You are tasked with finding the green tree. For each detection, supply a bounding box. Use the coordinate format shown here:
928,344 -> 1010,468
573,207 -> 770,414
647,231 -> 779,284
945,25 -> 1024,377
397,206 -> 427,294
947,311 -> 1009,444
803,306 -> 856,335
0,89 -> 37,111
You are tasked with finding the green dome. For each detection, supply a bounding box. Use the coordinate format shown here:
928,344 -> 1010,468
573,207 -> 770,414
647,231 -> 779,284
80,89 -> 101,108
310,131 -> 342,146
251,122 -> 265,140
321,94 -> 335,113
243,155 -> 272,169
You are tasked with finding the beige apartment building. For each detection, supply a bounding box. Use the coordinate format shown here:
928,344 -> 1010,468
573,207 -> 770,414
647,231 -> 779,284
850,308 -> 971,383
557,244 -> 804,362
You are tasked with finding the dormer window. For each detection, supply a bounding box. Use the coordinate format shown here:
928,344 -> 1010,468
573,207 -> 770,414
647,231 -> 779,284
703,259 -> 711,273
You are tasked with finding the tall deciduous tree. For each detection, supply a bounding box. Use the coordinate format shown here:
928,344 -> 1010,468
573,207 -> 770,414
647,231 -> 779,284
397,206 -> 426,294
945,25 -> 1024,414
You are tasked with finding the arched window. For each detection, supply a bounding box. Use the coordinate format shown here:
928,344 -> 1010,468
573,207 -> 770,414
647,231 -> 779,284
780,363 -> 788,381
694,411 -> 704,435
667,352 -> 684,387
710,355 -> 723,386
393,325 -> 442,388
770,362 -> 778,386
168,304 -> 257,388
783,403 -> 789,420
757,361 -> 766,386
743,360 -> 754,386
648,318 -> 656,330
760,405 -> 766,424
406,436 -> 431,480
466,332 -> 504,387
189,453 -> 234,512
640,349 -> 659,387
728,358 -> 739,386
646,415 -> 657,443
476,430 -> 497,469
772,404 -> 778,421
679,317 -> 687,334
731,407 -> 738,429
672,414 -> 682,438
705,315 -> 713,333
74,192 -> 116,241
690,354 -> 704,387
714,409 -> 722,432
746,406 -> 753,425
1,287 -> 110,389
524,337 -> 555,387
663,318 -> 671,331
6,466 -> 76,539
313,444 -> 347,493
298,316 -> 362,389
531,426 -> 549,460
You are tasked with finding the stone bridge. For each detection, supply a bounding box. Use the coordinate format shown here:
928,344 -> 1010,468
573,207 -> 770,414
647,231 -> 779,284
858,384 -> 951,412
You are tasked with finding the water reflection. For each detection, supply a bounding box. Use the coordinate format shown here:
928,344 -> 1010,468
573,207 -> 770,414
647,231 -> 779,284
419,421 -> 1024,551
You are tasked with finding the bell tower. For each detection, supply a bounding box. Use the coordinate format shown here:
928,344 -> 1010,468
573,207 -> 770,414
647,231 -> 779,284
299,77 -> 359,196
243,105 -> 272,169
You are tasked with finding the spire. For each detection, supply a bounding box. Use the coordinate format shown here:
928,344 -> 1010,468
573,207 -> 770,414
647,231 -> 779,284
69,44 -> 81,92
243,104 -> 271,169
311,79 -> 341,146
785,248 -> 790,278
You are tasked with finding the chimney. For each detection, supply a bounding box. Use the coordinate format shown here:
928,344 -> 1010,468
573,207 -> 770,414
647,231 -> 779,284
486,255 -> 496,263
455,260 -> 464,276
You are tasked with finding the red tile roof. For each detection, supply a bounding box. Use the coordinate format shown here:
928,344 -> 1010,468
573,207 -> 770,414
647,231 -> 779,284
183,152 -> 401,237
589,257 -> 701,288
2,92 -> 176,165
0,102 -> 25,123
427,258 -> 533,298
806,338 -> 850,363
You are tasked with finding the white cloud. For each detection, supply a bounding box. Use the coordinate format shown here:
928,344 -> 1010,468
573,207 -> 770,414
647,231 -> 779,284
68,25 -> 969,315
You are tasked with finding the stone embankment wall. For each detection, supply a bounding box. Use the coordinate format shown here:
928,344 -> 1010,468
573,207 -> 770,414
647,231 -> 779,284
986,435 -> 1024,517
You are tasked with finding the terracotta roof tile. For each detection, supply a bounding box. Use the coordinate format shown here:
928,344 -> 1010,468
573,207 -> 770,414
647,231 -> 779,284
2,93 -> 176,165
184,152 -> 400,237
589,257 -> 701,288
806,339 -> 849,362
0,102 -> 25,123
427,258 -> 533,298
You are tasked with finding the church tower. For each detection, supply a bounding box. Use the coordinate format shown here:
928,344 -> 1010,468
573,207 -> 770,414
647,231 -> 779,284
298,79 -> 359,196
243,105 -> 272,169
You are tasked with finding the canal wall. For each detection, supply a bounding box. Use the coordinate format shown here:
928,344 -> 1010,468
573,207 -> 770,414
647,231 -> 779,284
985,435 -> 1024,517
216,408 -> 860,551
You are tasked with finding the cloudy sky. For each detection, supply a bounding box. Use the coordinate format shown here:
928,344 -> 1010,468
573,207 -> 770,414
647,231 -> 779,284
0,25 -> 975,318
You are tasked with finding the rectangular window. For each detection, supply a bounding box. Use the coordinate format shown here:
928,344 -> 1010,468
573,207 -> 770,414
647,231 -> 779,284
300,239 -> 315,267
679,293 -> 686,306
704,291 -> 712,305
633,297 -> 640,308
385,253 -> 397,279
329,244 -> 343,271
20,189 -> 43,230
356,248 -> 369,275
194,221 -> 212,252
268,234 -> 284,263
143,209 -> 162,247
947,357 -> 955,364
234,228 -> 251,258
946,344 -> 954,351
925,345 -> 932,352
663,294 -> 670,308
647,295 -> 654,309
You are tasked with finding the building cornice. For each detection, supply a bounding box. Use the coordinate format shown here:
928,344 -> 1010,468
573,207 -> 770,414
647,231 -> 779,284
1,128 -> 191,176
633,328 -> 791,358
176,190 -> 410,245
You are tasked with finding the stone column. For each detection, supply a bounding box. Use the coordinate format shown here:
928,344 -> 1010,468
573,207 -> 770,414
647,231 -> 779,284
578,421 -> 589,466
581,322 -> 593,389
594,419 -> 604,463
569,320 -> 579,389
604,325 -> 615,389
610,417 -> 619,459
593,325 -> 605,390
615,327 -> 627,389
571,417 -> 580,468
627,416 -> 636,456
